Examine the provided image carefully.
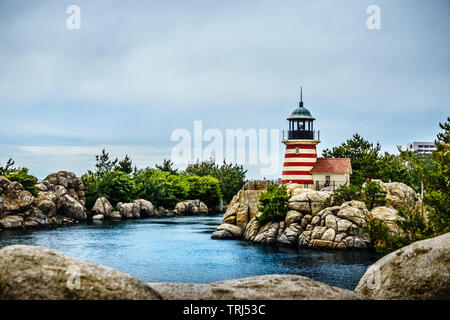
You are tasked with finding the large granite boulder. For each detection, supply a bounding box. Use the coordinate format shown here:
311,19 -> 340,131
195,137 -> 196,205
383,182 -> 422,212
92,197 -> 113,218
298,204 -> 369,249
370,206 -> 403,236
149,274 -> 364,300
221,187 -> 266,230
211,223 -> 243,239
355,232 -> 450,299
336,201 -> 370,227
288,190 -> 332,215
117,202 -> 140,219
134,199 -> 155,218
59,193 -> 86,220
0,245 -> 162,300
174,199 -> 208,215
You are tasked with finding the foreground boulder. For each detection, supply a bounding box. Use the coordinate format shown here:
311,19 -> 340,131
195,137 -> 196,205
149,274 -> 364,300
0,245 -> 162,300
355,232 -> 450,299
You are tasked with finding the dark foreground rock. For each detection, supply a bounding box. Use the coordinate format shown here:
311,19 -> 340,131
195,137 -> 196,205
149,274 -> 364,300
355,232 -> 450,299
0,245 -> 162,300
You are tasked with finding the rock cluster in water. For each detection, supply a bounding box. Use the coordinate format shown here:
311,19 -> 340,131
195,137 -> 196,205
90,197 -> 210,221
0,170 -> 214,230
1,232 -> 449,299
0,171 -> 87,229
212,180 -> 422,250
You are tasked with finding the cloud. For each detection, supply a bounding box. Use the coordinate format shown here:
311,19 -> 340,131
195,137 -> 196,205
0,0 -> 449,178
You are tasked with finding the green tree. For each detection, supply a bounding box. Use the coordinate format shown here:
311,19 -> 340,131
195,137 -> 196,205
184,159 -> 247,203
323,133 -> 417,187
0,158 -> 15,174
363,118 -> 450,253
423,117 -> 450,233
97,171 -> 136,206
156,159 -> 178,175
133,168 -> 167,207
256,184 -> 289,224
334,184 -> 362,205
115,154 -> 133,174
94,149 -> 118,178
81,172 -> 99,210
377,152 -> 415,187
362,181 -> 387,210
322,134 -> 381,186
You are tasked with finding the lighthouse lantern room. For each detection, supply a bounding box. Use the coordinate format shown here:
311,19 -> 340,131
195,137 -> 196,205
281,87 -> 320,187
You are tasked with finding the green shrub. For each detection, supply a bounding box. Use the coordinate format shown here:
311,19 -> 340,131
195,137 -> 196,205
81,172 -> 99,210
133,168 -> 167,207
184,159 -> 246,202
191,175 -> 222,208
0,159 -> 38,197
97,170 -> 136,206
5,168 -> 39,197
334,184 -> 362,205
362,181 -> 387,210
362,208 -> 433,253
133,168 -> 222,208
256,184 -> 289,224
362,218 -> 406,253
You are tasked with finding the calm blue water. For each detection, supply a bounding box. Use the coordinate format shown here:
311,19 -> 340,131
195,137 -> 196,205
0,214 -> 381,290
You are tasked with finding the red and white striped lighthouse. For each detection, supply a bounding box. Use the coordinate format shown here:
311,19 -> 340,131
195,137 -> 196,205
281,87 -> 320,186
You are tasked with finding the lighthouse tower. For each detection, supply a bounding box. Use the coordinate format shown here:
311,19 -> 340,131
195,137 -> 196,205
281,87 -> 320,187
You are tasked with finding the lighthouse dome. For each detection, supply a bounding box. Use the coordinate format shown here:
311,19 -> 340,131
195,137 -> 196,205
288,105 -> 315,120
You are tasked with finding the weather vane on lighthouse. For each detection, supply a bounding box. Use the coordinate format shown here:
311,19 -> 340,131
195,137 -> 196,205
281,86 -> 320,186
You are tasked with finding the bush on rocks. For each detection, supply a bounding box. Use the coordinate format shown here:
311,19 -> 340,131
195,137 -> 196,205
256,184 -> 289,224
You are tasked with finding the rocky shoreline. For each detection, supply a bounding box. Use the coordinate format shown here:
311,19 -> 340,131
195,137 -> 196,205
0,232 -> 448,300
0,171 -> 218,231
212,180 -> 422,250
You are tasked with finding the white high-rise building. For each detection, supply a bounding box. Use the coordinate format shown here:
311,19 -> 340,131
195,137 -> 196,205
407,142 -> 436,154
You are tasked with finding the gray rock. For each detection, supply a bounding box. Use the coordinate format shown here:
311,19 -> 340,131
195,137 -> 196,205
0,215 -> 24,229
118,202 -> 140,219
212,223 -> 243,239
174,200 -> 208,216
134,199 -> 154,218
110,211 -> 121,220
337,201 -> 369,227
92,214 -> 104,221
355,232 -> 450,299
0,245 -> 162,300
149,274 -> 364,300
92,197 -> 113,218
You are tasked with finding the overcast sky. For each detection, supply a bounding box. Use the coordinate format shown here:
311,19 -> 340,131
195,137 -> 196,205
0,0 -> 449,179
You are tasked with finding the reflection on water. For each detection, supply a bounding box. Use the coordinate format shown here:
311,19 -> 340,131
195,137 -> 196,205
0,214 -> 382,290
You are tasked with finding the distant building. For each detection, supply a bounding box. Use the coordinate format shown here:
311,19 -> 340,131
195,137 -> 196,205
407,141 -> 436,154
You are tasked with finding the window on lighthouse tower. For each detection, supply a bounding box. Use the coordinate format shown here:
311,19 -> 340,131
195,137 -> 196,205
295,147 -> 299,154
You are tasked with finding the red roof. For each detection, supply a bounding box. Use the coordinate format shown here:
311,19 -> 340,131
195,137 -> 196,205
310,158 -> 352,173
